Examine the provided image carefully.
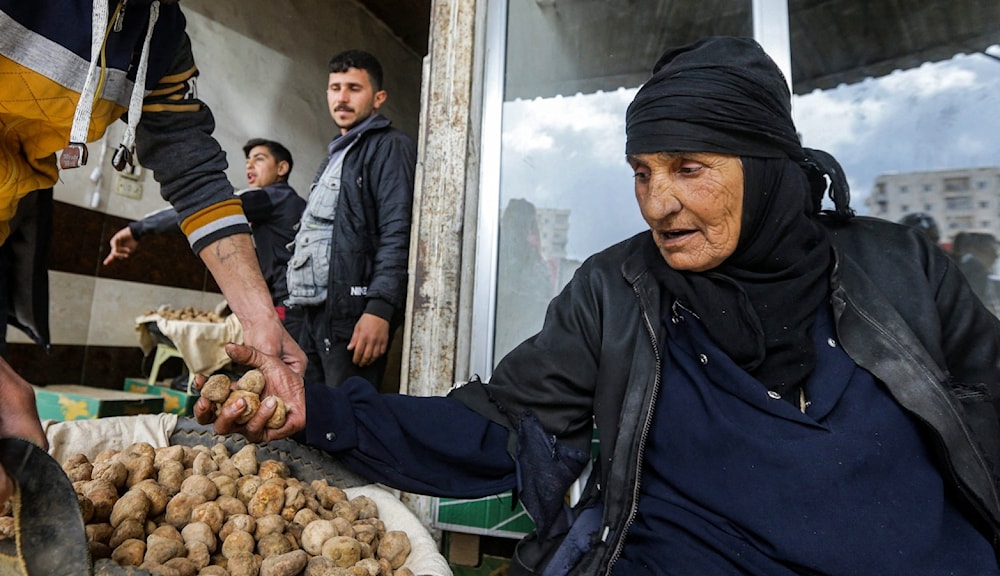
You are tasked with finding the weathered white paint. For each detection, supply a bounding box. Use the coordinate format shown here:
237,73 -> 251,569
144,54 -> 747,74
402,0 -> 484,535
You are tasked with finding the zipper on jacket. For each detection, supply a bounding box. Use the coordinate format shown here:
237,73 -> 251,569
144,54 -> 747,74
603,283 -> 663,574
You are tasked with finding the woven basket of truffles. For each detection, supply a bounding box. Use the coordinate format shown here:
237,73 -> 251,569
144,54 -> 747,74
1,412 -> 451,576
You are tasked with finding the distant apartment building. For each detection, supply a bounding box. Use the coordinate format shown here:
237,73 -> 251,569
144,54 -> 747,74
535,207 -> 582,291
866,166 -> 1000,246
535,207 -> 571,261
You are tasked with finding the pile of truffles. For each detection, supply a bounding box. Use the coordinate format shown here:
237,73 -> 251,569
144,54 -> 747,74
0,441 -> 414,576
200,370 -> 287,430
148,306 -> 225,324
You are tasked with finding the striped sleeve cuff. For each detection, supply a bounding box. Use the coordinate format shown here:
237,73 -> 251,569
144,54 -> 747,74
179,198 -> 251,253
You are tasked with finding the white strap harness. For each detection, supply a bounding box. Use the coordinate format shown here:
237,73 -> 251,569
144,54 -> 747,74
64,0 -> 160,170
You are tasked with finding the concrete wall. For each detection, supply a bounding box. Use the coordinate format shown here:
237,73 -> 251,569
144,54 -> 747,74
181,0 -> 423,198
6,0 -> 423,388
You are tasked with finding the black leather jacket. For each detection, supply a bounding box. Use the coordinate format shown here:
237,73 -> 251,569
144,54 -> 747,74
453,215 -> 1000,575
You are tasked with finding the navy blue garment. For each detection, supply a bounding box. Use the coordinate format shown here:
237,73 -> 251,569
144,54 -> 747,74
299,378 -> 517,499
613,304 -> 1000,576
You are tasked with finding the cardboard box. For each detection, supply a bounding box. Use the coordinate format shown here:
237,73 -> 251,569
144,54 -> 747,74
123,378 -> 198,416
451,554 -> 510,576
34,385 -> 164,421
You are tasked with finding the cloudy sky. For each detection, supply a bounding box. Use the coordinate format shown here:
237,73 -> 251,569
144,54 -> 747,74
498,48 -> 1000,262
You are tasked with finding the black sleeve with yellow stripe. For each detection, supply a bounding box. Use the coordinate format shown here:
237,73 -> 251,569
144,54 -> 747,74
133,32 -> 249,255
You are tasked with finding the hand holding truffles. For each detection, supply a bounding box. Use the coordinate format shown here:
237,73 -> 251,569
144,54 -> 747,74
200,371 -> 287,429
194,342 -> 309,444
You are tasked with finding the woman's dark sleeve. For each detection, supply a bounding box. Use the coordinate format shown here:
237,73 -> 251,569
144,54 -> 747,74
299,377 -> 517,499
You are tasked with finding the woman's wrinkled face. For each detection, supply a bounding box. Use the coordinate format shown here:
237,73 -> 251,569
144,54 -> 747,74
628,152 -> 744,272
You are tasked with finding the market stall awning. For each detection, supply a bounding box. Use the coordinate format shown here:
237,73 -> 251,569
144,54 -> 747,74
361,0 -> 1000,98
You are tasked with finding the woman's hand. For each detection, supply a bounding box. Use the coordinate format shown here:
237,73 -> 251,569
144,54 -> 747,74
194,342 -> 306,442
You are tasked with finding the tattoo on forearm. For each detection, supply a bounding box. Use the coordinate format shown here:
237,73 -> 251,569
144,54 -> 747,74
213,237 -> 239,263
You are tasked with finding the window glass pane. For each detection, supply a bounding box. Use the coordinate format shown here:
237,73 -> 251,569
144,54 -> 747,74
793,46 -> 1000,308
493,0 -> 752,363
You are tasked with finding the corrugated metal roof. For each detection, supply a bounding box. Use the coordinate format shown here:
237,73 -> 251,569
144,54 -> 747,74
362,0 -> 1000,97
789,0 -> 1000,93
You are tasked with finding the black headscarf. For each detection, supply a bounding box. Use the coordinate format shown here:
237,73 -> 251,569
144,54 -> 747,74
627,37 -> 853,400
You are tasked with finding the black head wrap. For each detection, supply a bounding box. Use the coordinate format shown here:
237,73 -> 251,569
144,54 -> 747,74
630,37 -> 854,402
627,36 -> 853,218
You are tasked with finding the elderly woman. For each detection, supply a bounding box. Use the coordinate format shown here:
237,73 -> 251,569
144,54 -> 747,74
199,37 -> 1000,575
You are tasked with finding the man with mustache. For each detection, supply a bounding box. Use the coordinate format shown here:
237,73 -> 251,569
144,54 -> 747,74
285,49 -> 416,391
